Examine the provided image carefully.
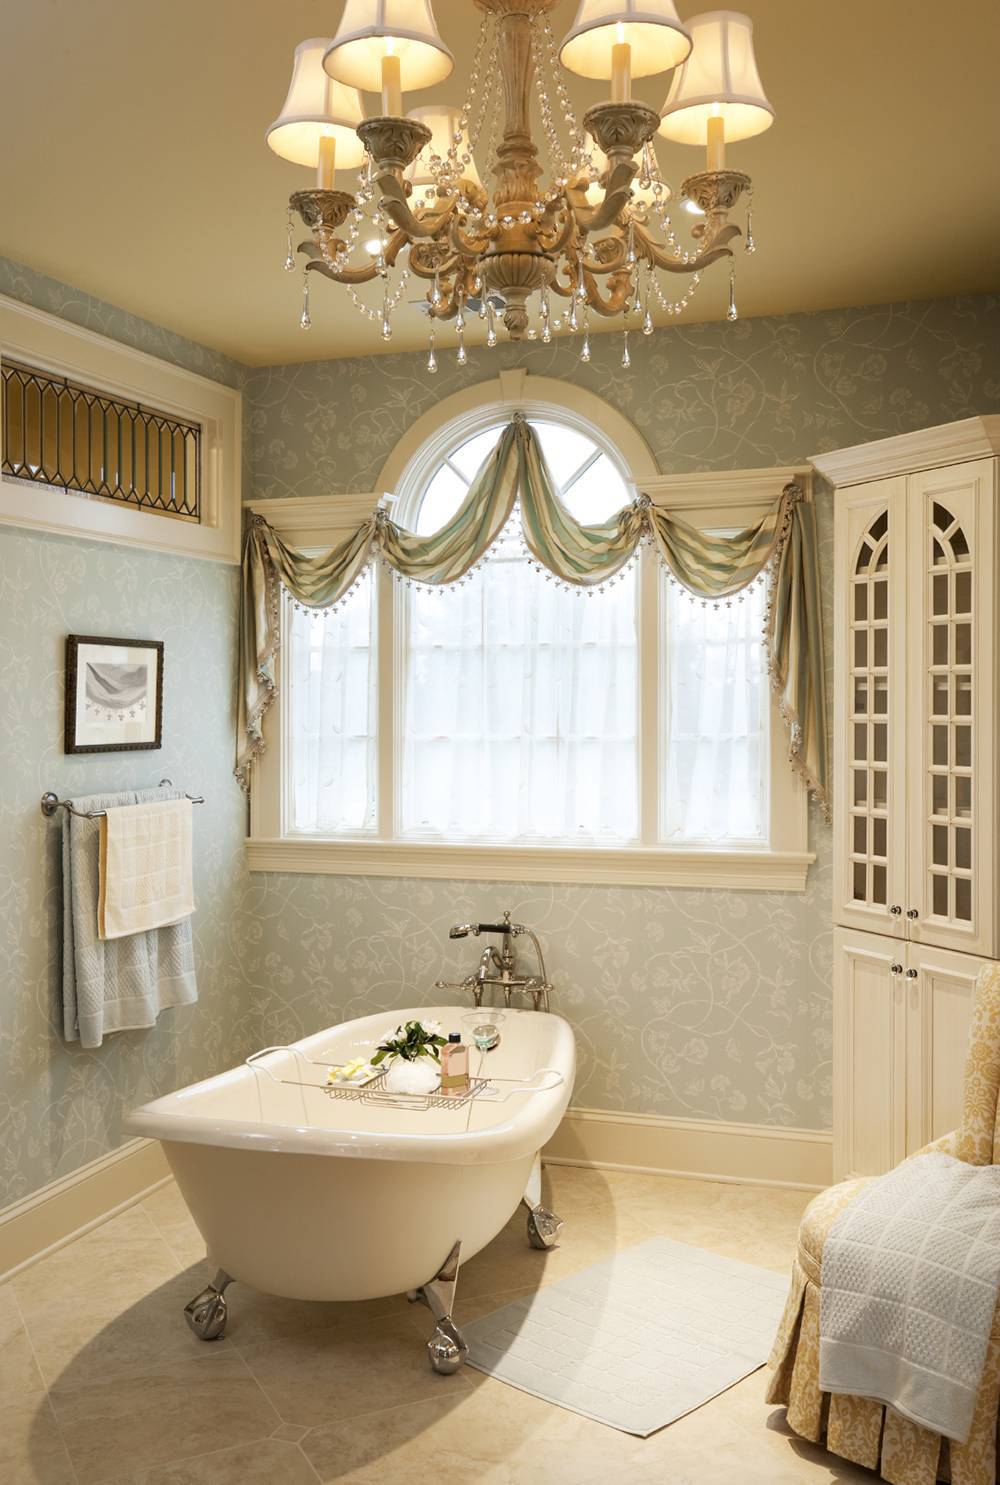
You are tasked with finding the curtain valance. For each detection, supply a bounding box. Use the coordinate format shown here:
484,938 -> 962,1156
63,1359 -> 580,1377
238,415 -> 828,817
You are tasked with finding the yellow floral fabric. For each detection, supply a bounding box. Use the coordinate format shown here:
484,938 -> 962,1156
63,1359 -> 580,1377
767,963 -> 1000,1484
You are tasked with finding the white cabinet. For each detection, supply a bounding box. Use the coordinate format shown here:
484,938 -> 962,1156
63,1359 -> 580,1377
833,927 -> 983,1179
817,417 -> 1000,1180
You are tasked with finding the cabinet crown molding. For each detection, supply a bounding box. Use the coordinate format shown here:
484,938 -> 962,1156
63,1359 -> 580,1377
811,414 -> 1000,487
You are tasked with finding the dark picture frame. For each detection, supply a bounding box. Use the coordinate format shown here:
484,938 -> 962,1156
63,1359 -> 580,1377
64,635 -> 164,754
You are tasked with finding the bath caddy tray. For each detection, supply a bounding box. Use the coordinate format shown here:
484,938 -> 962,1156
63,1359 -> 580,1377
245,1047 -> 494,1111
245,1047 -> 563,1113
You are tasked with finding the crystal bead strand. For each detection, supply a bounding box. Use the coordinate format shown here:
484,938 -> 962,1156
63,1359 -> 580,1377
540,284 -> 552,344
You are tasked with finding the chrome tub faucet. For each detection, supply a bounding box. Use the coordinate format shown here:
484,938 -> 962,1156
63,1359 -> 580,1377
435,910 -> 553,1011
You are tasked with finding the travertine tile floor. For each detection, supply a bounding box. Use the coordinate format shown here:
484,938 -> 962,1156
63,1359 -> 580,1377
0,1165 -> 878,1485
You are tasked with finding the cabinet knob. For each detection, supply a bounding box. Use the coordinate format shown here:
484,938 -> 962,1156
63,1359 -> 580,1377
905,968 -> 918,979
890,962 -> 903,975
906,908 -> 919,920
889,904 -> 902,916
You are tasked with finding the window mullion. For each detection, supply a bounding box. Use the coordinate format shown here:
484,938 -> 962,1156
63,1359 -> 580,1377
377,563 -> 396,840
638,545 -> 660,847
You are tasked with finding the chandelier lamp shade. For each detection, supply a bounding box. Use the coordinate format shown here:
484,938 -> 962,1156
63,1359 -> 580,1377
266,0 -> 775,363
559,0 -> 692,92
659,11 -> 773,169
405,106 -> 485,195
264,38 -> 366,180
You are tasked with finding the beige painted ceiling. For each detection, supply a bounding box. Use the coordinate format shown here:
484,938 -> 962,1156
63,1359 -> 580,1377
2,0 -> 998,365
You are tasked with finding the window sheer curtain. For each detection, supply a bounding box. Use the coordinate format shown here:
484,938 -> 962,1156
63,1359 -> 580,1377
662,577 -> 768,842
288,569 -> 377,833
401,539 -> 639,841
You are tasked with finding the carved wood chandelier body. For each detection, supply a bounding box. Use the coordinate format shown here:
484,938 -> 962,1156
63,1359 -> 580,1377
266,1 -> 774,366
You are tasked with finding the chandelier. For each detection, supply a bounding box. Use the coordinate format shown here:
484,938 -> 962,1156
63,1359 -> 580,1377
266,1 -> 774,367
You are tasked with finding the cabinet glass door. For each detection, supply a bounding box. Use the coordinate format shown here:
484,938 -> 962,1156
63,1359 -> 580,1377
907,461 -> 995,957
835,482 -> 907,935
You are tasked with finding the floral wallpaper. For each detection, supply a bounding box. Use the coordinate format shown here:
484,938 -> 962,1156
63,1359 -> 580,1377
2,262 -> 998,1209
0,260 -> 253,1208
242,293 -> 1000,1134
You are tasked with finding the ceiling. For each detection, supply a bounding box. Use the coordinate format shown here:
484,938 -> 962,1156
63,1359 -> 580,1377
3,0 -> 998,366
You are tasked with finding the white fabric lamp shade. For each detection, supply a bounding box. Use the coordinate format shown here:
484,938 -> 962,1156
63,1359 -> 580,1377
658,11 -> 773,145
266,38 -> 366,169
585,145 -> 671,208
405,106 -> 483,189
322,0 -> 454,92
559,0 -> 691,80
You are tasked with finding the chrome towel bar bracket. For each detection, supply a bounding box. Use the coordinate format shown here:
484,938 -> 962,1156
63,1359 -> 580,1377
40,779 -> 205,819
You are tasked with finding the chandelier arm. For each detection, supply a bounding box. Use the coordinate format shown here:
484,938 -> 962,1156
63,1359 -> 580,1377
632,220 -> 742,274
448,218 -> 494,258
408,245 -> 460,281
572,161 -> 637,236
534,207 -> 576,257
373,173 -> 454,243
299,226 -> 410,287
582,270 -> 633,318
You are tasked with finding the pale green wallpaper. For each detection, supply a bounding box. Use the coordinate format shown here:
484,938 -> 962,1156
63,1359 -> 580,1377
0,261 -> 253,1207
242,294 -> 1000,1132
2,267 -> 998,1211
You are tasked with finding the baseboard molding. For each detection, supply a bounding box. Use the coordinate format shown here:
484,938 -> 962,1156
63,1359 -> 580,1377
0,1138 -> 171,1281
0,1109 -> 831,1280
545,1107 -> 833,1191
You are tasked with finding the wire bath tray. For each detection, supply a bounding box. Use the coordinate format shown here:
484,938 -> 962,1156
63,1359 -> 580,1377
245,1046 -> 563,1113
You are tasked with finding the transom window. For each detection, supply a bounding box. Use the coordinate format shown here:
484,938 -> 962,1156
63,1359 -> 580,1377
285,416 -> 769,852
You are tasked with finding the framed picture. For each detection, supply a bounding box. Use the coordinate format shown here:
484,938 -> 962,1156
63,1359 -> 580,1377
64,635 -> 163,754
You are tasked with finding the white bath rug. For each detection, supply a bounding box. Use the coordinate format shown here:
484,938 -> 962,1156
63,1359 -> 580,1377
463,1236 -> 788,1436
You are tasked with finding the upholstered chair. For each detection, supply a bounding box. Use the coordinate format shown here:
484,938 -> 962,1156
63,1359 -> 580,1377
766,962 -> 1000,1485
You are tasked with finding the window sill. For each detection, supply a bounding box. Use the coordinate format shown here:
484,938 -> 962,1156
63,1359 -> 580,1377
245,837 -> 816,891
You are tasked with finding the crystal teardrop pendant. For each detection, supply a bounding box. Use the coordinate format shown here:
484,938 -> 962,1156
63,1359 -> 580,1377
642,307 -> 654,336
299,272 -> 312,330
727,264 -> 738,322
580,331 -> 591,363
745,199 -> 756,255
283,212 -> 295,273
621,331 -> 631,369
427,329 -> 437,375
485,298 -> 497,348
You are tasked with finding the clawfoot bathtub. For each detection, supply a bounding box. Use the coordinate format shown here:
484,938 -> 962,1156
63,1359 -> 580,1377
126,1006 -> 574,1371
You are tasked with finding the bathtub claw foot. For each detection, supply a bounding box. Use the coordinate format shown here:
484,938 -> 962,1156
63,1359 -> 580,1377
524,1203 -> 564,1250
184,1269 -> 233,1341
428,1318 -> 469,1375
410,1241 -> 468,1374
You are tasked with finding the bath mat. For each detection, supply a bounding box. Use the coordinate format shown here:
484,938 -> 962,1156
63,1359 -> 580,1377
463,1236 -> 788,1436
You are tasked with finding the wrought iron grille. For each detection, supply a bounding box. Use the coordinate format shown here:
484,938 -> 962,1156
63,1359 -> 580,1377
1,359 -> 201,521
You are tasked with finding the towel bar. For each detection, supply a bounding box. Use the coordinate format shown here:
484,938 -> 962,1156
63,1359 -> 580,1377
40,779 -> 205,819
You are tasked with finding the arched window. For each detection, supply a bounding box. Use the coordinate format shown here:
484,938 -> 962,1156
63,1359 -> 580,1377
251,376 -> 811,890
286,408 -> 769,851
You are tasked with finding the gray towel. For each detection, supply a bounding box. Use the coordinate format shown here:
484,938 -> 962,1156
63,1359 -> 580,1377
62,788 -> 198,1048
819,1152 -> 1000,1444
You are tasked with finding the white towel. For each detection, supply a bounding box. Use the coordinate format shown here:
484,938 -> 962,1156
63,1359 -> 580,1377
62,788 -> 198,1049
819,1152 -> 1000,1444
98,798 -> 195,940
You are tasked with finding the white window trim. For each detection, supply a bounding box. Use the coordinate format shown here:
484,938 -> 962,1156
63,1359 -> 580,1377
246,375 -> 815,891
0,293 -> 241,563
